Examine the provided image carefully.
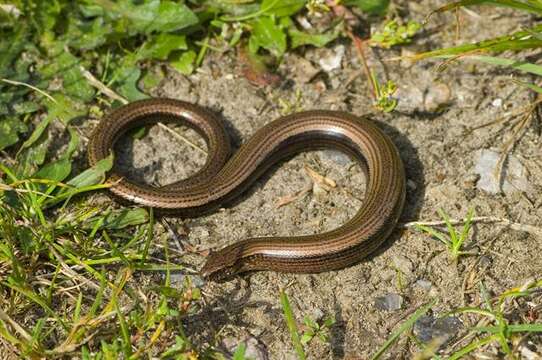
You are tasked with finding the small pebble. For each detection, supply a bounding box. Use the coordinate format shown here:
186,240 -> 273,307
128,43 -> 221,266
170,273 -> 205,288
223,337 -> 267,360
415,279 -> 432,290
395,84 -> 424,112
392,255 -> 414,277
414,315 -> 462,345
375,293 -> 403,311
311,308 -> 325,321
318,45 -> 345,72
473,149 -> 532,195
479,255 -> 492,268
424,83 -> 452,112
292,56 -> 320,84
492,98 -> 503,108
520,345 -> 541,360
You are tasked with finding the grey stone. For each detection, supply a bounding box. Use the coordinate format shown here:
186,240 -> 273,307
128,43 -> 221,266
415,279 -> 432,290
375,293 -> 403,311
223,336 -> 268,360
169,273 -> 205,288
392,255 -> 414,277
473,149 -> 532,195
318,45 -> 345,72
414,315 -> 462,345
424,83 -> 452,112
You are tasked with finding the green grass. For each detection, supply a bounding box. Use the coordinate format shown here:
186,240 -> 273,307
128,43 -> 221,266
414,208 -> 475,262
370,280 -> 542,359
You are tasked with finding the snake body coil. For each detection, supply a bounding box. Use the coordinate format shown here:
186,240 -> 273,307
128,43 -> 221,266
88,99 -> 406,280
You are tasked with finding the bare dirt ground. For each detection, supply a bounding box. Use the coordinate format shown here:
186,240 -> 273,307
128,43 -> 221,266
85,1 -> 542,358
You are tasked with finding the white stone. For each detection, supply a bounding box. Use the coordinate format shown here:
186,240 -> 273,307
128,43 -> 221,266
318,45 -> 345,72
473,149 -> 531,195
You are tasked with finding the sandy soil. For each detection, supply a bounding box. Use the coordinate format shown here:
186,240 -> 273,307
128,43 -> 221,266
88,1 -> 542,358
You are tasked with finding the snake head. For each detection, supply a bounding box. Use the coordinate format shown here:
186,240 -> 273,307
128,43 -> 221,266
200,243 -> 245,282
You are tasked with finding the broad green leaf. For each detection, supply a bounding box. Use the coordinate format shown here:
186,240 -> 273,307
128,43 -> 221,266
39,94 -> 87,126
344,0 -> 390,15
66,17 -> 112,51
141,70 -> 164,92
16,130 -> 50,177
205,0 -> 260,18
114,65 -> 148,101
0,117 -> 27,151
13,101 -> 40,115
34,1 -> 62,34
171,50 -> 197,75
0,26 -> 28,79
249,16 -> 287,57
34,158 -> 71,182
140,33 -> 188,60
289,22 -> 343,48
39,48 -> 95,102
0,91 -> 14,116
18,117 -> 50,152
261,0 -> 306,17
61,127 -> 80,160
67,153 -> 114,188
115,0 -> 199,34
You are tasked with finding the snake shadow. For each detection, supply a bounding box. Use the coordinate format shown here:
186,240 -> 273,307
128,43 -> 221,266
365,117 -> 426,258
180,278 -> 275,359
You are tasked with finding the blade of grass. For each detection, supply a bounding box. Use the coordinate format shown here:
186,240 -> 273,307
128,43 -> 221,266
410,26 -> 542,61
280,290 -> 306,360
233,342 -> 247,360
475,323 -> 542,333
464,55 -> 542,77
438,209 -> 458,248
113,295 -> 132,357
370,299 -> 437,360
513,79 -> 542,94
428,0 -> 542,17
140,208 -> 154,265
414,224 -> 450,246
448,334 -> 498,360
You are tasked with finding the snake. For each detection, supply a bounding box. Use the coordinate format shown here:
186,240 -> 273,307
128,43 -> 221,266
88,98 -> 406,281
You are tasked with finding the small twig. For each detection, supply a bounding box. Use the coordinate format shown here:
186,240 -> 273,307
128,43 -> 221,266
0,307 -> 32,342
79,66 -> 128,105
346,31 -> 378,100
157,123 -> 207,155
1,78 -> 57,104
403,216 -> 542,237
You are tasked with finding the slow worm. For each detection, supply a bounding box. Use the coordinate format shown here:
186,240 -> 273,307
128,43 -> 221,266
88,98 -> 406,280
